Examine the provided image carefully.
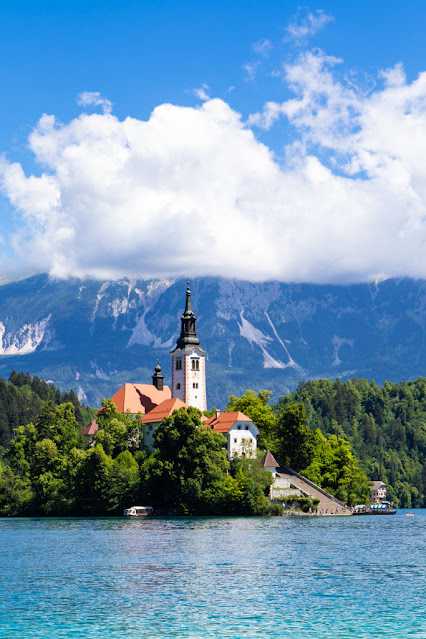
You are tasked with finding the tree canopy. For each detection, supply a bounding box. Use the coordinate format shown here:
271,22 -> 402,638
0,400 -> 275,517
274,377 -> 426,507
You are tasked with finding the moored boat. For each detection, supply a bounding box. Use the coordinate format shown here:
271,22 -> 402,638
369,502 -> 397,515
124,506 -> 154,517
352,505 -> 370,515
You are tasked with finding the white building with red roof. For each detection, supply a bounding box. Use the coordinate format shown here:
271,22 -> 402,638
204,410 -> 259,459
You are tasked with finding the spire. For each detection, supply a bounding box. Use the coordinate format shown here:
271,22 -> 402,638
152,359 -> 164,391
183,281 -> 194,317
176,281 -> 201,349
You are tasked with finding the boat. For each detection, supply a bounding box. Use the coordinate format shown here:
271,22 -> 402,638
124,506 -> 154,517
352,505 -> 370,515
352,502 -> 397,516
369,502 -> 397,515
406,511 -> 414,516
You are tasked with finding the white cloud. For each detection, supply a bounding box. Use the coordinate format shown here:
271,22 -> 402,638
77,91 -> 113,114
242,62 -> 258,81
3,53 -> 426,284
192,83 -> 210,102
285,9 -> 334,44
252,39 -> 272,56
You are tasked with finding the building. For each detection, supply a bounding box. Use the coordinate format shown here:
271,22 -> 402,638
204,410 -> 259,459
371,480 -> 387,503
80,419 -> 99,442
109,364 -> 171,415
262,450 -> 280,479
170,282 -> 207,412
93,283 -> 261,459
140,398 -> 187,452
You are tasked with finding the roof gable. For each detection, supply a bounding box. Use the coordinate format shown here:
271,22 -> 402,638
140,398 -> 187,424
262,450 -> 279,468
80,419 -> 99,436
206,411 -> 259,434
110,383 -> 171,415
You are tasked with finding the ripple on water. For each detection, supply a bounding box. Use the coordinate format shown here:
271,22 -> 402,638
0,512 -> 425,638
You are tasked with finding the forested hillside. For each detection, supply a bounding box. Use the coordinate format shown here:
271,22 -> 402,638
0,371 -> 92,448
275,378 -> 426,507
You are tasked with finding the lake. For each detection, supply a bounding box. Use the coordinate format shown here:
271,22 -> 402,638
0,510 -> 424,638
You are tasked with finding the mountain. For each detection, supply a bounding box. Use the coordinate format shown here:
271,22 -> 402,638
0,274 -> 425,408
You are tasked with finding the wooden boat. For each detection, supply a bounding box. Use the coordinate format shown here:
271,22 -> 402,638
124,506 -> 154,517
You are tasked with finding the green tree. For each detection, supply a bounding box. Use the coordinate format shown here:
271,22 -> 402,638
142,407 -> 229,513
275,403 -> 314,471
226,390 -> 277,448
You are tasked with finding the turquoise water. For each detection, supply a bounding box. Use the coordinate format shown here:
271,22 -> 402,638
0,510 -> 424,638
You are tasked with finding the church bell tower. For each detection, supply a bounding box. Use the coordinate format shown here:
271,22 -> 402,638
170,282 -> 207,411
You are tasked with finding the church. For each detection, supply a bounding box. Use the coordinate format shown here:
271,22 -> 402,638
85,282 -> 258,458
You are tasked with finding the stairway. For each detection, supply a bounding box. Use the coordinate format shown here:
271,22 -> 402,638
274,466 -> 352,514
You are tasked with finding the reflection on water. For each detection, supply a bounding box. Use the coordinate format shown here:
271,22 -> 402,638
0,511 -> 425,638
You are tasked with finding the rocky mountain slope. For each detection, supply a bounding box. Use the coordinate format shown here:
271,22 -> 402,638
0,274 -> 425,408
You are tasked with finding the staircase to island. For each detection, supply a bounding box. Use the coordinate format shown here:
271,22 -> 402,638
272,465 -> 351,514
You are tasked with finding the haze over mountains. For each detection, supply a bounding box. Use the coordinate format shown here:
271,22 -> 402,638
0,274 -> 424,408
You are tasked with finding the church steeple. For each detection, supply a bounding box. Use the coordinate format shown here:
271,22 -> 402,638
176,281 -> 200,349
170,281 -> 207,412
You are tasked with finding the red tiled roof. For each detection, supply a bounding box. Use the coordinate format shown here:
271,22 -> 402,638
140,398 -> 187,424
110,383 -> 171,415
205,411 -> 254,433
80,419 -> 99,436
262,450 -> 279,468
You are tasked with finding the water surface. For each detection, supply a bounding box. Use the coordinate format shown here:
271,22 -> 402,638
0,510 -> 424,638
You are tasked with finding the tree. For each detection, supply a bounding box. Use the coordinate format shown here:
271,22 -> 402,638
226,390 -> 277,449
275,403 -> 314,471
95,399 -> 141,455
142,407 -> 230,513
0,458 -> 33,515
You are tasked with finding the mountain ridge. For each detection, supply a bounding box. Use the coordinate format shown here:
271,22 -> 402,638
0,274 -> 425,408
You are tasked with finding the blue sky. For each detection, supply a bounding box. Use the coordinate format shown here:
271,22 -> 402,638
2,0 -> 426,151
2,1 -> 426,283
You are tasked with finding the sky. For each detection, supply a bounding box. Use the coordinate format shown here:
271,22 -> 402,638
2,1 -> 426,283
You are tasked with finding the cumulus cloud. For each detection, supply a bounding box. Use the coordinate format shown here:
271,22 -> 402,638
3,52 -> 426,284
77,91 -> 113,114
285,9 -> 334,45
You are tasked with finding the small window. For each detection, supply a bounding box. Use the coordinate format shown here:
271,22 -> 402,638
234,438 -> 237,443
245,425 -> 249,430
192,382 -> 199,389
176,383 -> 181,390
176,358 -> 182,370
191,359 -> 200,370
237,425 -> 241,430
